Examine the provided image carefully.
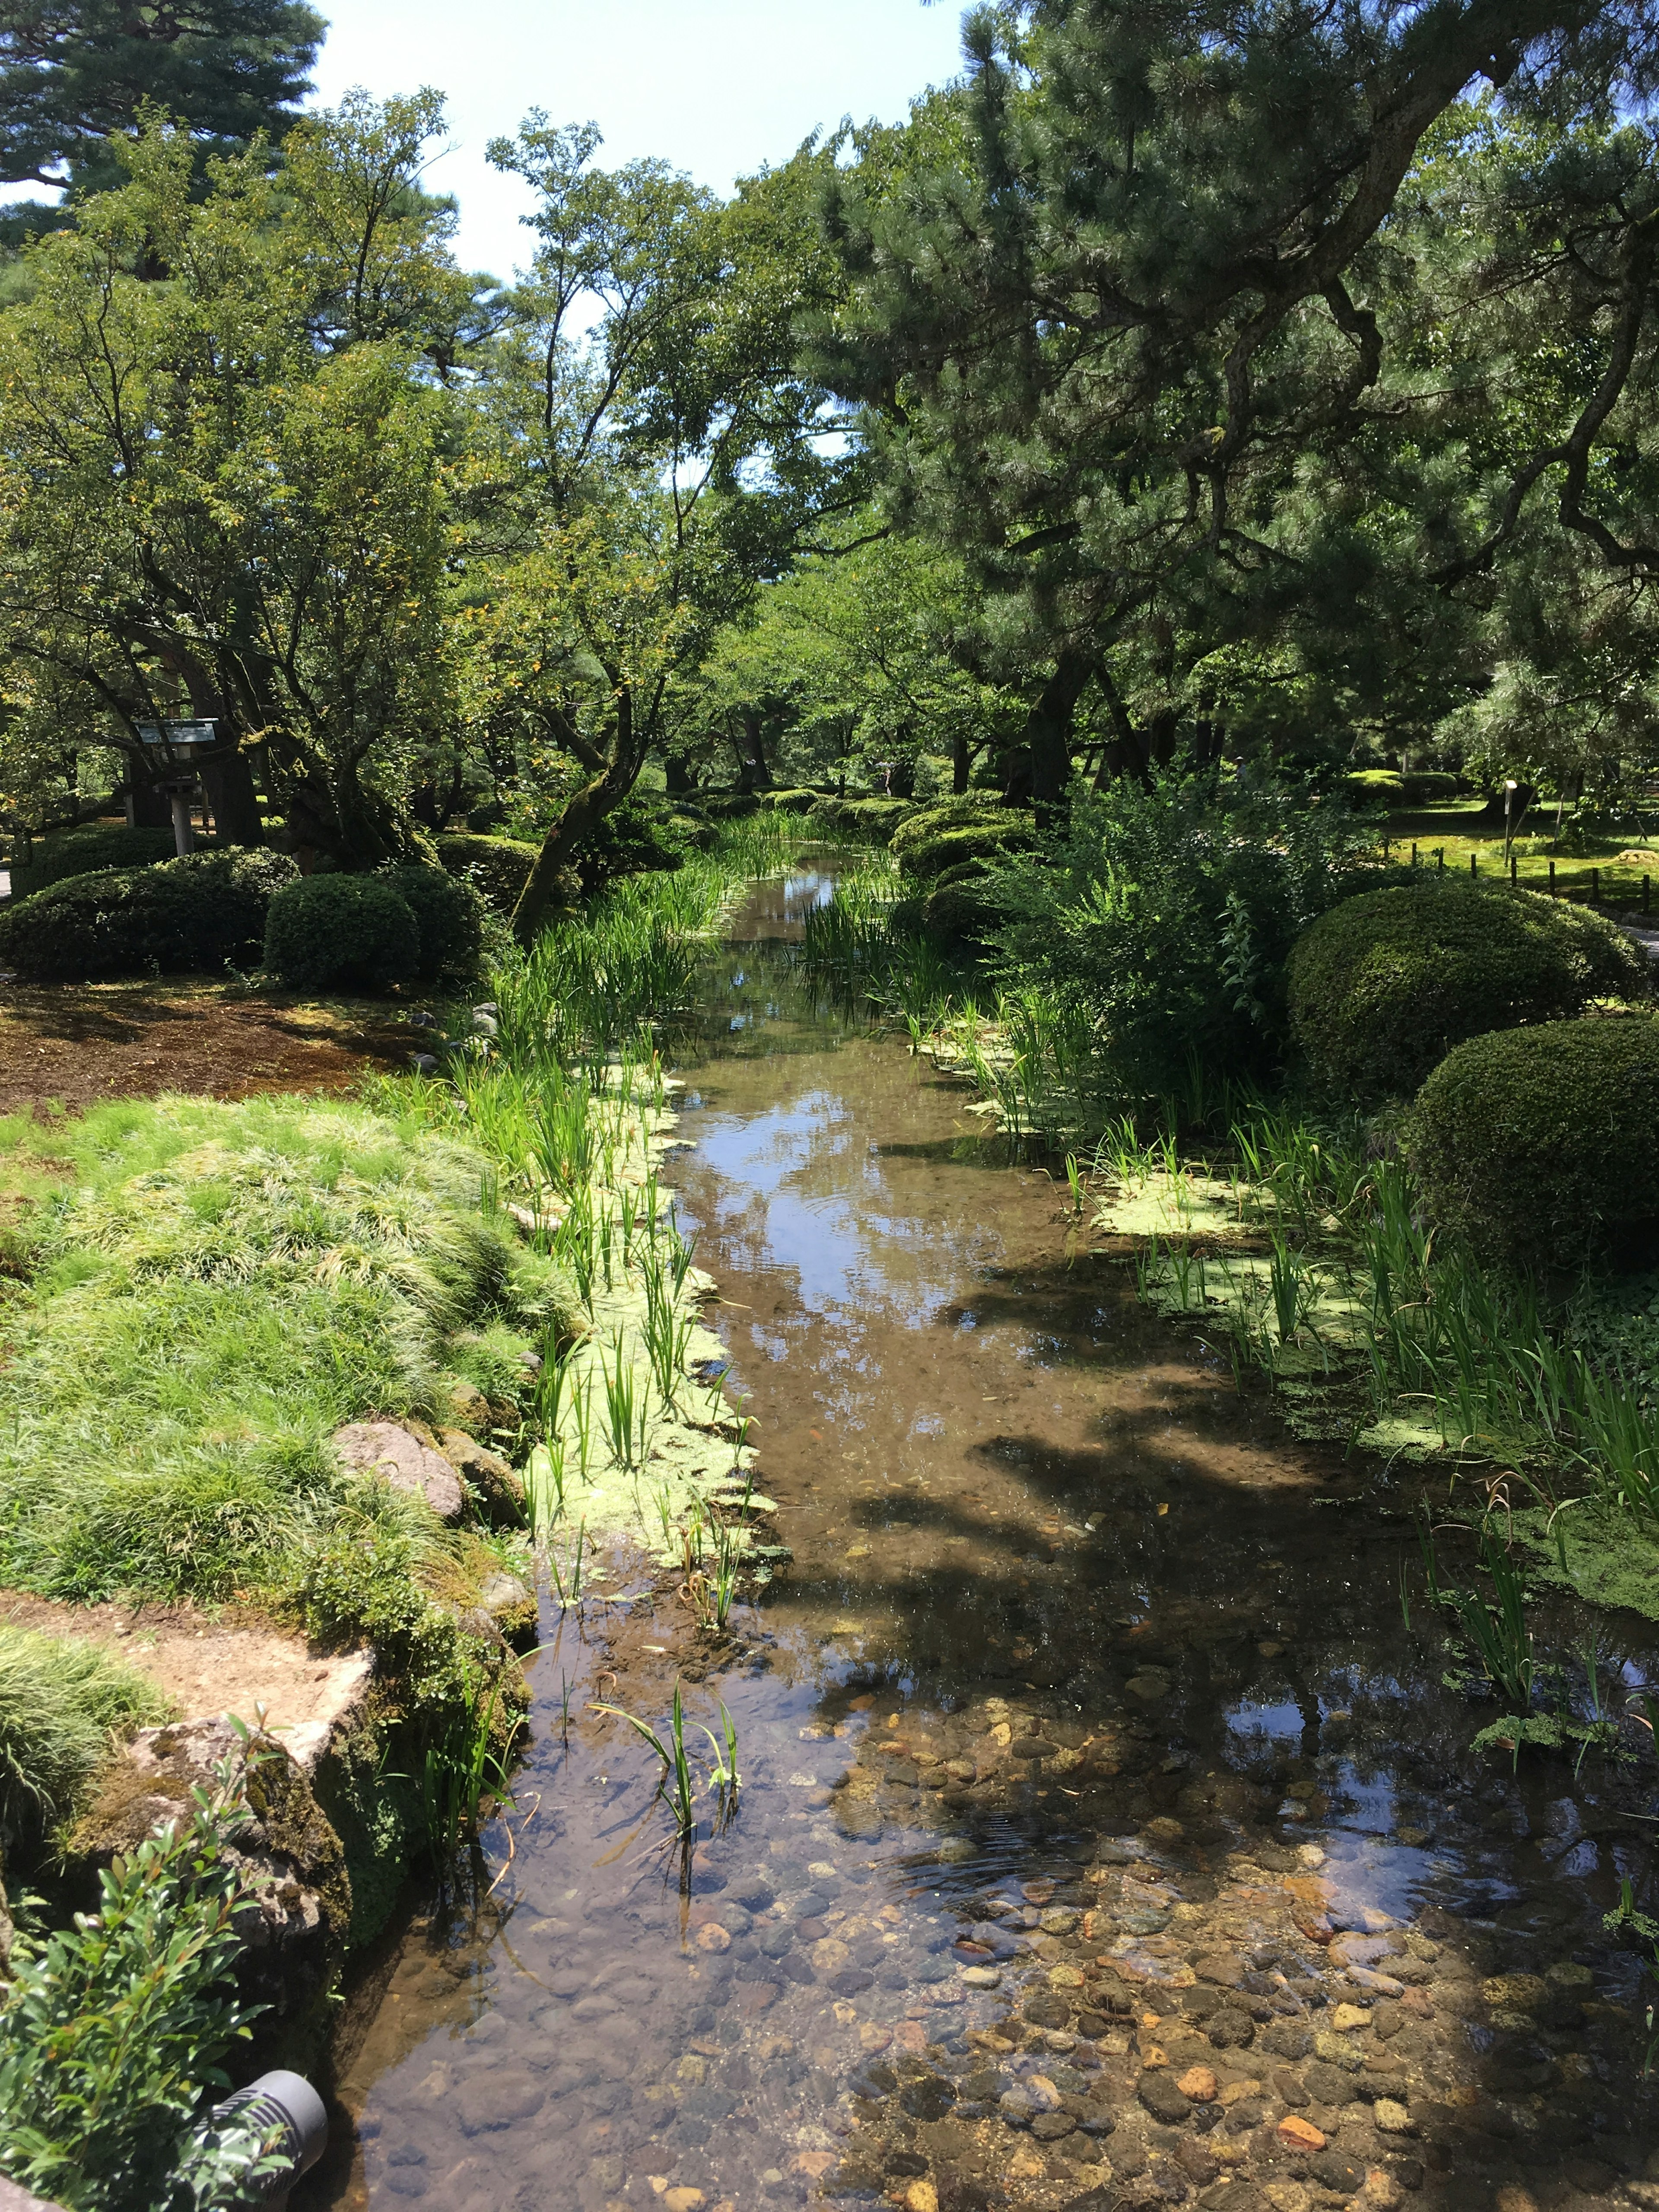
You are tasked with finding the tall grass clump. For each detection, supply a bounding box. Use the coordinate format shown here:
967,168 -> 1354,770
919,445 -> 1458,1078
0,1627 -> 169,1843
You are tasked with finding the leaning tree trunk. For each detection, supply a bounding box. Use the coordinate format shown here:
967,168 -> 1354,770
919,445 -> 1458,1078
511,760 -> 637,946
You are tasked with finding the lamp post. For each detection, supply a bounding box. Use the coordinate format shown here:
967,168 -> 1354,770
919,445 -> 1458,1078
1503,778 -> 1520,870
136,719 -> 219,857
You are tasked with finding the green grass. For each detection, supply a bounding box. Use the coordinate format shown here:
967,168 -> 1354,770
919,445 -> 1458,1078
1378,807 -> 1658,909
0,1625 -> 169,1842
0,1093 -> 556,1607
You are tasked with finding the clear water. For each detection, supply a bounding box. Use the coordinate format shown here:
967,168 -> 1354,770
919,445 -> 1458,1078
299,872 -> 1659,2212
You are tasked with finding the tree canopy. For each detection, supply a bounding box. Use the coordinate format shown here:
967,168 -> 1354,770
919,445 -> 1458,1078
8,6 -> 1659,908
0,0 -> 322,202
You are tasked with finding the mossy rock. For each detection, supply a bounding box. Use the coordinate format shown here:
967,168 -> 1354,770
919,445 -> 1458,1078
72,1717 -> 350,2069
1410,1014 -> 1659,1271
1287,878 -> 1648,1102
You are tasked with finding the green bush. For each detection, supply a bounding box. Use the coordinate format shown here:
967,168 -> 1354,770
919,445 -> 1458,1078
0,849 -> 292,982
8,824 -> 181,903
891,798 -> 1036,885
1411,1016 -> 1659,1271
435,831 -> 539,915
570,795 -> 691,895
991,767 -> 1381,1096
1287,877 -> 1648,1102
383,863 -> 485,980
0,1786 -> 276,2212
262,873 -> 418,991
804,794 -> 915,841
1341,768 -> 1464,809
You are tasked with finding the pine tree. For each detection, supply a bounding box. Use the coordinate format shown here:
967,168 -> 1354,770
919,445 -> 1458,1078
0,0 -> 322,200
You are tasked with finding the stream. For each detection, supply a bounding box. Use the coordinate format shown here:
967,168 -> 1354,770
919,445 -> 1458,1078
302,869 -> 1659,2212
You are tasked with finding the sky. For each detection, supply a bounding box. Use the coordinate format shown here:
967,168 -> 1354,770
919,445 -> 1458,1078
308,0 -> 970,282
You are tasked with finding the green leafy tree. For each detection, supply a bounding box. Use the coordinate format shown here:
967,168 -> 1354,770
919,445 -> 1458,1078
0,95 -> 468,863
0,0 -> 322,209
461,120 -> 859,941
813,0 -> 1659,801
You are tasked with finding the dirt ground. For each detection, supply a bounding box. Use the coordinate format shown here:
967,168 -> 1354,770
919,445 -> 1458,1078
0,979 -> 425,1116
0,1590 -> 372,1770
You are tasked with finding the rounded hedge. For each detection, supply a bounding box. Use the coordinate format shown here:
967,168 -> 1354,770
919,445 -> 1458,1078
0,848 -> 292,982
435,832 -> 539,916
9,823 -> 182,903
1287,878 -> 1648,1101
890,798 -> 1035,884
263,874 -> 419,991
383,863 -> 485,980
1411,1016 -> 1659,1271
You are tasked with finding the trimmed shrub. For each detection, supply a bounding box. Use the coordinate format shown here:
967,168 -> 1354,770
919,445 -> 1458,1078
7,823 -> 181,903
1411,1016 -> 1659,1271
804,794 -> 915,841
0,848 -> 292,982
435,831 -> 539,915
263,874 -> 419,991
1341,768 -> 1465,810
383,863 -> 485,980
891,798 -> 1037,886
1287,878 -> 1647,1102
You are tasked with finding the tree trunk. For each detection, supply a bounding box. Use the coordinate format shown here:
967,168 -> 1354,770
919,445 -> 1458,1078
731,709 -> 771,794
664,753 -> 696,797
198,748 -> 264,845
125,765 -> 172,829
952,729 -> 971,796
1009,652 -> 1093,813
512,760 -> 639,947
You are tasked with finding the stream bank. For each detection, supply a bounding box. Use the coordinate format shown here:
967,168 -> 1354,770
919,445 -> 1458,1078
300,869 -> 1659,2212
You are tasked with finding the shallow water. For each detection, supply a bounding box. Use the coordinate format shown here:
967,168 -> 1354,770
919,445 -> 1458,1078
303,873 -> 1659,2212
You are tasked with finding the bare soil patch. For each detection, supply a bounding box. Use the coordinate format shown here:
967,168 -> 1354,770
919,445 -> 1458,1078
0,1589 -> 371,1769
0,978 -> 423,1116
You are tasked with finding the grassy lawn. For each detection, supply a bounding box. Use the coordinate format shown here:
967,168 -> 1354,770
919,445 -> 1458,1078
1379,801 -> 1659,910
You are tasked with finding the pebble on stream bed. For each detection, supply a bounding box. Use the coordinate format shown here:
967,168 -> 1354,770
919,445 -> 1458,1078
347,1673 -> 1656,2212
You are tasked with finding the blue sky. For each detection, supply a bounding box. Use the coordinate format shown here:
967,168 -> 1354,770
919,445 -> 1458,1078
309,0 -> 969,282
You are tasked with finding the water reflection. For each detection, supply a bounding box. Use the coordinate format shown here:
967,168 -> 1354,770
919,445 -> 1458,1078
303,879 -> 1659,2212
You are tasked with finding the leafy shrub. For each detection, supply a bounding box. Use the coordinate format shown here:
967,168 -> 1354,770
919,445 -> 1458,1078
8,825 -> 183,903
990,767 -> 1379,1097
804,794 -> 915,841
0,1784 -> 275,2212
383,864 -> 485,980
435,831 -> 539,915
1342,769 -> 1464,809
1411,1016 -> 1659,1271
1287,878 -> 1647,1102
262,874 -> 418,991
570,796 -> 691,895
0,849 -> 293,982
0,1627 -> 166,1844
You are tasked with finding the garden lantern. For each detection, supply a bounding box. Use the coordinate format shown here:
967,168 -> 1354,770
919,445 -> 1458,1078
136,718 -> 219,856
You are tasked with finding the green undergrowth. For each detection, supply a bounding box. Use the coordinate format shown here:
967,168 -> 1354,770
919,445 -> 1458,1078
0,1625 -> 171,1850
0,1091 -> 559,1628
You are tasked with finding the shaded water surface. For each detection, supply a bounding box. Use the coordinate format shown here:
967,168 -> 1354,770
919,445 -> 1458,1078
306,873 -> 1659,2212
